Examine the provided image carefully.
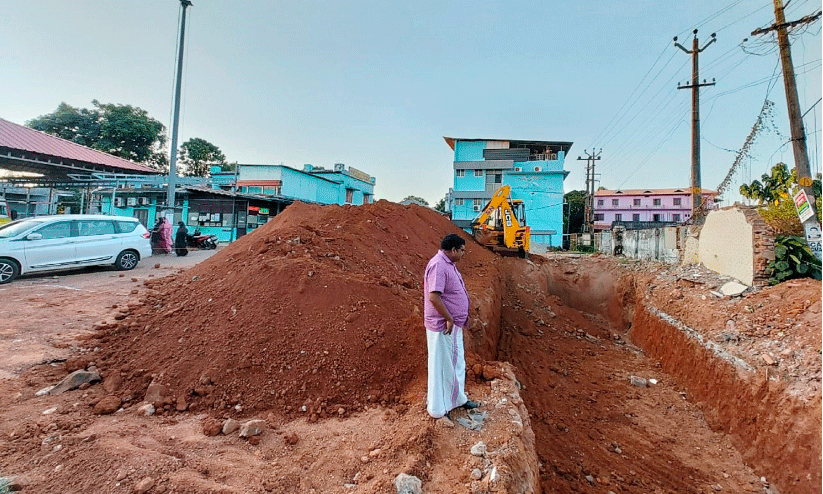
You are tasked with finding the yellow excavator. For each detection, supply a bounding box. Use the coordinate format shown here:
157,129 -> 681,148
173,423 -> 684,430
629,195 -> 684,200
470,185 -> 530,257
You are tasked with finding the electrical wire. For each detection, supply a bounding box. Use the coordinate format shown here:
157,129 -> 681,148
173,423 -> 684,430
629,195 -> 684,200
591,46 -> 676,147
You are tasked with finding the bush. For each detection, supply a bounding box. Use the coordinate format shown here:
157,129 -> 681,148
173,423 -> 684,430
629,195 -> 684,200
765,235 -> 822,284
758,199 -> 804,235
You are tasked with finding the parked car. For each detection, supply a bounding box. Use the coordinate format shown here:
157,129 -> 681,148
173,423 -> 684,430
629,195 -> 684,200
0,214 -> 152,284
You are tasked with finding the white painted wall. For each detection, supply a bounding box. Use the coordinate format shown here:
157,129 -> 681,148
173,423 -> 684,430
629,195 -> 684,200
698,208 -> 754,285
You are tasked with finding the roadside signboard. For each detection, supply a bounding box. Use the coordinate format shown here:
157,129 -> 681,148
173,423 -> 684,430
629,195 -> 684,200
795,189 -> 822,260
793,189 -> 814,223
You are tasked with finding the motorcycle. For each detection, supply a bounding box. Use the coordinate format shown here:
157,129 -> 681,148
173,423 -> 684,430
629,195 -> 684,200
186,228 -> 218,250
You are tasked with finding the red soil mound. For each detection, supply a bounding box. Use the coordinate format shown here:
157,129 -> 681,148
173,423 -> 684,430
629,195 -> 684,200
97,201 -> 497,418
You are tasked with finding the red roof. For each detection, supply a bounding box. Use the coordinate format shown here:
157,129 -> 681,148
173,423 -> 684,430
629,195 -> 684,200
0,117 -> 159,174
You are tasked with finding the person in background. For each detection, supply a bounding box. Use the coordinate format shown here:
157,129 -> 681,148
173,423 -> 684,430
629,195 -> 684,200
159,216 -> 173,254
150,217 -> 163,255
423,233 -> 481,419
175,221 -> 188,257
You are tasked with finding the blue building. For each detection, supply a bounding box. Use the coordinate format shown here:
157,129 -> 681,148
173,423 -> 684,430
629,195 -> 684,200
219,163 -> 375,206
444,137 -> 573,250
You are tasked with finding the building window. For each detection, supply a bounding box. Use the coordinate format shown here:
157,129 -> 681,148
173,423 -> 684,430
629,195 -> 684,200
597,199 -> 604,206
455,198 -> 464,206
363,194 -> 371,205
474,170 -> 483,177
633,198 -> 641,206
473,198 -> 483,206
653,214 -> 661,221
456,170 -> 465,177
594,213 -> 604,221
615,213 -> 622,221
653,198 -> 661,206
673,198 -> 682,206
262,186 -> 281,195
345,189 -> 354,204
247,186 -> 262,194
673,214 -> 680,222
633,213 -> 640,221
612,199 -> 619,206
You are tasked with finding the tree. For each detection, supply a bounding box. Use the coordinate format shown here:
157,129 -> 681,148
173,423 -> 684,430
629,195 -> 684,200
741,164 -> 822,235
434,198 -> 446,213
739,162 -> 793,205
178,138 -> 227,177
402,195 -> 429,206
27,100 -> 168,170
563,190 -> 586,235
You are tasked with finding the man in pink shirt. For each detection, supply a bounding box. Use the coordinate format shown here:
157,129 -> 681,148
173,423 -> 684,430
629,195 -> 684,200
423,233 -> 480,419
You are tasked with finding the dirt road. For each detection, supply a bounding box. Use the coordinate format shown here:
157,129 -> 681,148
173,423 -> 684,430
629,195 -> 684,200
0,249 -> 219,380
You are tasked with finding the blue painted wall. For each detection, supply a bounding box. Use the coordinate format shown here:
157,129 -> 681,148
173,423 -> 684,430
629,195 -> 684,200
455,141 -> 486,161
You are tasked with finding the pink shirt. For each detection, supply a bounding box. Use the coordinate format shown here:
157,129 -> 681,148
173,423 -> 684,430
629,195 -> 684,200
424,250 -> 469,332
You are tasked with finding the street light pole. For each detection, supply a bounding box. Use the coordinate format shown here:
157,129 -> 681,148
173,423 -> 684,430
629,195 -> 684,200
166,0 -> 193,215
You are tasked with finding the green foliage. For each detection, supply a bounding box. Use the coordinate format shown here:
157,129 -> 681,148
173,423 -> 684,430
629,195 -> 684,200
27,100 -> 167,170
739,162 -> 794,205
563,190 -> 586,234
178,138 -> 226,177
759,198 -> 804,235
434,198 -> 446,213
742,165 -> 822,235
765,235 -> 822,285
402,195 -> 429,206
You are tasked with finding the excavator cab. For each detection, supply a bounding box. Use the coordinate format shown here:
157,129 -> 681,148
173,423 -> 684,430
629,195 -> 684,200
470,185 -> 530,257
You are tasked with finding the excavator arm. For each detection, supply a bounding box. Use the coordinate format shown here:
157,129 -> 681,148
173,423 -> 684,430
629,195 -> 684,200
470,185 -> 530,255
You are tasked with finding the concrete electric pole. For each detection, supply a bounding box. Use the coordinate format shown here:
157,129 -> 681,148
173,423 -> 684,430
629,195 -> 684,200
577,149 -> 601,234
166,0 -> 193,215
752,3 -> 822,258
674,30 -> 716,220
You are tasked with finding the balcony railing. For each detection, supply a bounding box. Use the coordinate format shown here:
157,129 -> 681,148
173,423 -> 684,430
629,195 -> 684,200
528,153 -> 558,161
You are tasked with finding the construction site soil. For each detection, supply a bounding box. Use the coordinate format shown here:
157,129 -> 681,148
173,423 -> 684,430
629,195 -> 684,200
0,200 -> 819,494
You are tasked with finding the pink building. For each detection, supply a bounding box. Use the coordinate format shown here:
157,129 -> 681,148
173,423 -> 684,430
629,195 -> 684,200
593,188 -> 719,231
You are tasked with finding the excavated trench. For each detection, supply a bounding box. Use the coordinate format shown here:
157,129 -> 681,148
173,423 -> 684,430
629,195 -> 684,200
480,256 -> 819,494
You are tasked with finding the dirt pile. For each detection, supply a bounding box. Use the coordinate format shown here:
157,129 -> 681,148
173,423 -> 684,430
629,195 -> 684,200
95,201 -> 499,419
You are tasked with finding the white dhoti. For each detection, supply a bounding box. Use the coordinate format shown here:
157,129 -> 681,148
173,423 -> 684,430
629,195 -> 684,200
426,326 -> 467,418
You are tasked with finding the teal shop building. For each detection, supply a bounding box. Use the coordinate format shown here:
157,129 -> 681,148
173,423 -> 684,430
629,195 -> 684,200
444,137 -> 573,250
97,162 -> 376,244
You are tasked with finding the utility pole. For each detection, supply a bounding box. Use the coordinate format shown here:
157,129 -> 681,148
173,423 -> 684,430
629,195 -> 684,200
167,0 -> 193,216
674,30 -> 716,220
752,3 -> 821,259
577,149 -> 601,234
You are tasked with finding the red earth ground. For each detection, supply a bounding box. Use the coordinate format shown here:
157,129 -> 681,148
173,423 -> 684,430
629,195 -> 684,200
0,200 -> 819,493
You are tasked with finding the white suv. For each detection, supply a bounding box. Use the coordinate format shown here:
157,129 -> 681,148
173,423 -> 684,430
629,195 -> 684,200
0,214 -> 153,284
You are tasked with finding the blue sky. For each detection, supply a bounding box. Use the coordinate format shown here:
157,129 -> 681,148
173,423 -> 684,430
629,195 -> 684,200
1,1 -> 820,204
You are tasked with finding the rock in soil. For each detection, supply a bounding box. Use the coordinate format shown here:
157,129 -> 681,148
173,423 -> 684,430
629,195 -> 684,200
394,473 -> 422,494
94,395 -> 121,415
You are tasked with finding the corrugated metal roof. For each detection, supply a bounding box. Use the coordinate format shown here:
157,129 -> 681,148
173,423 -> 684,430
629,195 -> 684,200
0,117 -> 159,174
595,188 -> 718,196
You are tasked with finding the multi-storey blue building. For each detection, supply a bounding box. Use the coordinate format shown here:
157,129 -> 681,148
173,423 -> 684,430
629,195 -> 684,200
444,137 -> 573,250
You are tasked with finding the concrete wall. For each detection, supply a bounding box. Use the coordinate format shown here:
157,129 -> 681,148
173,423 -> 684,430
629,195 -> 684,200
598,227 -> 679,263
597,206 -> 775,287
698,208 -> 755,285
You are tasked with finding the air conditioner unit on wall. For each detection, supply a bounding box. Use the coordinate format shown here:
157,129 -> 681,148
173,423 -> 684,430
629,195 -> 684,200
127,197 -> 137,206
473,205 -> 481,212
114,197 -> 125,207
514,167 -> 522,172
139,197 -> 150,205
